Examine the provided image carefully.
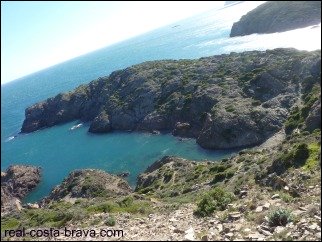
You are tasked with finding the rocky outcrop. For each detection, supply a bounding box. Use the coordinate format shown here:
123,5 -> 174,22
172,122 -> 192,137
1,165 -> 41,212
21,49 -> 321,149
196,107 -> 287,149
88,110 -> 112,133
44,169 -> 132,202
136,156 -> 197,196
230,1 -> 321,37
305,98 -> 321,132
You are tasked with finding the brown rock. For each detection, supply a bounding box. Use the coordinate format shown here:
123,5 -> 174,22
229,212 -> 242,220
1,165 -> 41,212
89,110 -> 112,133
172,122 -> 192,137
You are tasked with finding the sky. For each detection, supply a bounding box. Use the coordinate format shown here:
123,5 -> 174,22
1,1 -> 225,84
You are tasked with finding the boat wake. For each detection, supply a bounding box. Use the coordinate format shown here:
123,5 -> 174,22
69,123 -> 83,130
5,136 -> 15,142
162,148 -> 170,154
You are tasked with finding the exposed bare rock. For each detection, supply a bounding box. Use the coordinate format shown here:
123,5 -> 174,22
305,98 -> 321,132
1,165 -> 41,212
88,110 -> 112,133
20,49 -> 321,149
230,1 -> 321,37
172,122 -> 192,137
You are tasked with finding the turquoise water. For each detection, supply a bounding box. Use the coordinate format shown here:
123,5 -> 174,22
20,124 -> 236,202
1,2 -> 320,202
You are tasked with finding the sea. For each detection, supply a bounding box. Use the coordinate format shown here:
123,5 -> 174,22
1,2 -> 321,202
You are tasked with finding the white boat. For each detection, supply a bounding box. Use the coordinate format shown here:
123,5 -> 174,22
70,123 -> 83,130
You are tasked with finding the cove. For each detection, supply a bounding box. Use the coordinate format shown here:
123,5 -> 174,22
2,121 -> 238,202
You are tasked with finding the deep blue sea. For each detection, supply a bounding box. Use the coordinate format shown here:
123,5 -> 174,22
1,2 -> 321,202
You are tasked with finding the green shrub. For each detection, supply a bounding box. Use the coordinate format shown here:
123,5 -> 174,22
211,168 -> 236,184
86,202 -> 113,213
225,169 -> 235,179
81,182 -> 107,197
285,84 -> 320,134
105,216 -> 116,226
22,208 -> 81,228
118,196 -> 134,207
272,143 -> 310,174
304,143 -> 320,170
285,106 -> 302,134
212,172 -> 226,183
90,218 -> 101,226
225,105 -> 235,112
194,187 -> 235,217
268,208 -> 292,226
209,164 -> 229,173
280,192 -> 294,203
293,143 -> 309,164
194,195 -> 215,217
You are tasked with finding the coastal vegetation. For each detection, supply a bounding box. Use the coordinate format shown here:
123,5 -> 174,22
230,1 -> 321,37
2,48 -> 320,240
21,49 -> 321,151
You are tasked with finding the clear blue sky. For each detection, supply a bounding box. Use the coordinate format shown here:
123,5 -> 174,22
1,1 -> 224,84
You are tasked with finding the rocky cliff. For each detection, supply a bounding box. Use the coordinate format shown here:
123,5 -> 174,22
230,1 -> 321,37
1,165 -> 41,212
21,49 -> 321,149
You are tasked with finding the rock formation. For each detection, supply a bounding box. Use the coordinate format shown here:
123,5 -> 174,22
1,165 -> 41,212
230,1 -> 321,37
21,49 -> 321,149
305,98 -> 321,132
44,169 -> 132,202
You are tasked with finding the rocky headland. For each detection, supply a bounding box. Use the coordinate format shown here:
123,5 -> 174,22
230,1 -> 321,37
1,165 -> 41,213
21,48 -> 320,149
